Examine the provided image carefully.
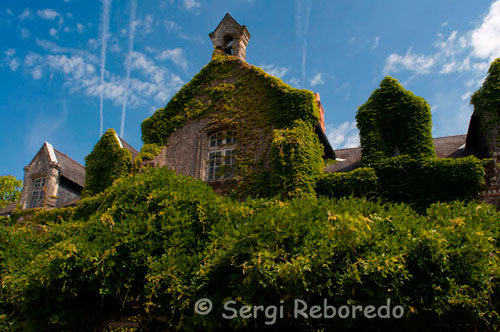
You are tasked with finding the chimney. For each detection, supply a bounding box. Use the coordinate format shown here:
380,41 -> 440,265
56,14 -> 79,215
314,93 -> 326,133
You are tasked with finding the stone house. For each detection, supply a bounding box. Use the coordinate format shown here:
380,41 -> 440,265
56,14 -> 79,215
142,13 -> 334,195
18,142 -> 86,211
0,136 -> 138,216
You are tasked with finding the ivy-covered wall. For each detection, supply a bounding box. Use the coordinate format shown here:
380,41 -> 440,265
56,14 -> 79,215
468,58 -> 500,156
83,129 -> 132,196
141,52 -> 323,198
356,76 -> 435,165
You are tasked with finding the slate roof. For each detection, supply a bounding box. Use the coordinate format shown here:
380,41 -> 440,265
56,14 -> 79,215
325,135 -> 470,173
119,137 -> 139,160
54,149 -> 86,187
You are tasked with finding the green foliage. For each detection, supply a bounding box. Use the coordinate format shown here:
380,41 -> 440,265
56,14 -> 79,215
470,58 -> 500,152
374,156 -> 486,210
83,129 -> 132,196
316,167 -> 378,198
356,77 -> 435,165
269,120 -> 324,198
0,168 -> 498,331
141,54 -> 322,197
0,176 -> 22,209
132,143 -> 162,171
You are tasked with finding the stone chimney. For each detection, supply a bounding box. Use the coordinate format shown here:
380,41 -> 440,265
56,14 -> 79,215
315,93 -> 326,133
209,13 -> 251,61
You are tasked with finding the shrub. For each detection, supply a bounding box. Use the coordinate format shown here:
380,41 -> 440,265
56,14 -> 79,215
356,76 -> 435,165
315,167 -> 378,199
0,169 -> 498,331
374,156 -> 486,210
83,129 -> 132,196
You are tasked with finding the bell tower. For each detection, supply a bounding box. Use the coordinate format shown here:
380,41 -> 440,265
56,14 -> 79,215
209,13 -> 251,61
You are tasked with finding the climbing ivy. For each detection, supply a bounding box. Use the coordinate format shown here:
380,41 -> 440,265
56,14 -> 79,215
269,120 -> 324,198
83,129 -> 132,196
141,51 -> 323,197
356,76 -> 435,165
470,58 -> 500,155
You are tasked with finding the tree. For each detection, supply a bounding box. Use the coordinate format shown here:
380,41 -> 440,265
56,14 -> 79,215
356,76 -> 435,165
0,175 -> 23,209
83,128 -> 132,196
467,58 -> 500,157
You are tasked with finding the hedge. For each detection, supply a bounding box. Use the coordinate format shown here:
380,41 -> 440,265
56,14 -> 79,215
356,76 -> 435,166
316,167 -> 378,199
374,155 -> 486,210
0,168 -> 498,331
83,128 -> 132,196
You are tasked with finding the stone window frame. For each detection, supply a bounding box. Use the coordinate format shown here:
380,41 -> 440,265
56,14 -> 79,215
29,176 -> 46,208
203,129 -> 237,181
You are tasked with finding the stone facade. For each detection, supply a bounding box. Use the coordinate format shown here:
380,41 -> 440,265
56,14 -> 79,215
18,142 -> 85,210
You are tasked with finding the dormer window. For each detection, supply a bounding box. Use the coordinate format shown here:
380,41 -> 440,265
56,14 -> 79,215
207,131 -> 237,180
29,177 -> 45,208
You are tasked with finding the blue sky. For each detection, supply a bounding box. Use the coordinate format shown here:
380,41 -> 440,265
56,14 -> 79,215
1,0 -> 500,180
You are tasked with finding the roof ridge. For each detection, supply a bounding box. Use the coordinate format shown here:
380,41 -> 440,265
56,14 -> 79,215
53,148 -> 85,169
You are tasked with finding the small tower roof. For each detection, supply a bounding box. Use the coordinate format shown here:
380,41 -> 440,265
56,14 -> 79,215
209,13 -> 251,40
209,13 -> 251,61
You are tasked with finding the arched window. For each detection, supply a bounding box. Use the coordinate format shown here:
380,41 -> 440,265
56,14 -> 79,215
223,34 -> 234,55
29,177 -> 45,208
207,130 -> 236,180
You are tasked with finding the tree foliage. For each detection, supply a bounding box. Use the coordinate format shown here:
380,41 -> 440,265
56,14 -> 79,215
0,175 -> 22,209
356,76 -> 435,165
82,129 -> 132,196
0,168 -> 499,331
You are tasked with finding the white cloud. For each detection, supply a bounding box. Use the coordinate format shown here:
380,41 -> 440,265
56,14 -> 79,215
20,28 -> 31,39
441,22 -> 449,27
182,0 -> 200,10
6,8 -> 13,16
156,48 -> 187,70
4,49 -> 15,58
164,19 -> 193,40
143,14 -> 154,34
326,121 -> 360,149
31,66 -> 43,80
8,58 -> 20,71
37,9 -> 60,20
49,28 -> 58,37
76,23 -> 85,34
470,0 -> 500,59
371,36 -> 380,50
384,48 -> 436,74
18,8 -> 33,20
310,72 -> 325,86
259,64 -> 289,78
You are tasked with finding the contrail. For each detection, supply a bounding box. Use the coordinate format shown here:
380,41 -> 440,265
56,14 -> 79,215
99,0 -> 111,137
295,0 -> 311,84
120,0 -> 137,138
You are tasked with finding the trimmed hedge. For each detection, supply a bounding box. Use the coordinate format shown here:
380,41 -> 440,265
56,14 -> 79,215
356,76 -> 435,165
0,168 -> 499,331
374,156 -> 486,210
316,167 -> 378,198
83,129 -> 132,196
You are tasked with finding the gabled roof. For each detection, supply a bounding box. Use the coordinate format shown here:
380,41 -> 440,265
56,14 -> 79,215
118,137 -> 139,160
53,148 -> 86,187
209,13 -> 251,39
325,135 -> 470,173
